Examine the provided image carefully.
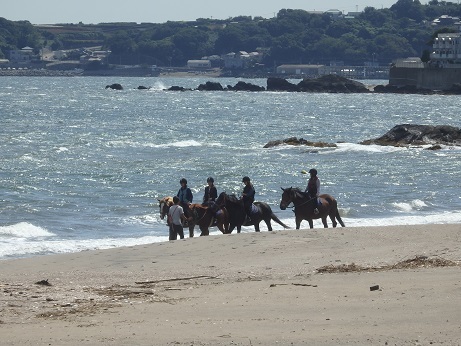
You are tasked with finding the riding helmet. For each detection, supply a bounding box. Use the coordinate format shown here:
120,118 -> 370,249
308,169 -> 317,176
242,176 -> 251,182
207,177 -> 214,183
179,178 -> 187,184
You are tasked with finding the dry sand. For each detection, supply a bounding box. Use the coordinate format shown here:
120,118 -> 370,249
1,224 -> 460,345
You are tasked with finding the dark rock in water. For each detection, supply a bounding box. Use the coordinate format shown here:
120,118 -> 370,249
167,85 -> 191,91
360,124 -> 461,146
374,84 -> 433,94
227,81 -> 265,92
105,83 -> 123,90
426,144 -> 442,150
197,81 -> 224,91
298,75 -> 370,93
264,137 -> 337,148
266,75 -> 369,93
266,78 -> 299,92
137,85 -> 150,90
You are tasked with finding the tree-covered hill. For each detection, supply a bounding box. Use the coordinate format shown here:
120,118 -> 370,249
1,0 -> 461,67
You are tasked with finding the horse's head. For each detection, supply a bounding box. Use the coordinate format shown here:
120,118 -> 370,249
280,187 -> 297,210
158,196 -> 173,220
216,192 -> 228,207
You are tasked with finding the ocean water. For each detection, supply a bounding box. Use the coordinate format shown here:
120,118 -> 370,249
1,76 -> 461,260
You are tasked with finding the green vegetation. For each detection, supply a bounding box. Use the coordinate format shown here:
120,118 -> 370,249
2,0 -> 461,66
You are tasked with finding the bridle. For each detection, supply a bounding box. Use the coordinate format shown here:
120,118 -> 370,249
281,188 -> 316,209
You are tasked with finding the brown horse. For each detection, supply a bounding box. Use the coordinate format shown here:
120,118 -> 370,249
279,187 -> 345,229
189,203 -> 229,236
158,197 -> 229,237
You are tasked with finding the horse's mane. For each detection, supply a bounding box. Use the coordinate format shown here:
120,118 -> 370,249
217,192 -> 240,205
159,196 -> 173,206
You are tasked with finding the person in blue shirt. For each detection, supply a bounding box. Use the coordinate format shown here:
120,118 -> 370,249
177,178 -> 193,218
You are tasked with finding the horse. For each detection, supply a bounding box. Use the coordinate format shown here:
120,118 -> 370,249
215,192 -> 289,233
158,197 -> 229,237
279,187 -> 345,229
188,203 -> 229,236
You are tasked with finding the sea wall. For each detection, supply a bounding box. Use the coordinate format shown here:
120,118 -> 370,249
389,66 -> 461,90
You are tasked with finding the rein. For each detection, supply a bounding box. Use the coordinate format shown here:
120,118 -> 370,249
283,194 -> 317,209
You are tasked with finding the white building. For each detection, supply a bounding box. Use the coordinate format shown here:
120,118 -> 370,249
187,60 -> 211,68
430,33 -> 461,64
9,46 -> 35,63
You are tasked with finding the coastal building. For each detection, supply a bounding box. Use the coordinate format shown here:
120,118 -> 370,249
430,33 -> 461,64
389,30 -> 461,90
187,60 -> 211,68
276,64 -> 325,76
9,46 -> 36,63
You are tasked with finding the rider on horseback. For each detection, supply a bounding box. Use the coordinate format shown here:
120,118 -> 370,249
177,178 -> 193,219
202,177 -> 218,206
305,168 -> 320,214
241,176 -> 255,222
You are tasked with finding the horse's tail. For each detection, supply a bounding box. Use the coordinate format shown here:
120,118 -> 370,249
271,213 -> 290,229
335,208 -> 345,227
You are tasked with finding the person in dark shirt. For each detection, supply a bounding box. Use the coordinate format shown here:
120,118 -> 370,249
241,176 -> 255,220
177,178 -> 193,218
202,176 -> 218,206
305,168 -> 320,214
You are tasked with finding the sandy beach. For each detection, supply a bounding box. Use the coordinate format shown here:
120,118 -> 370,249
1,224 -> 460,345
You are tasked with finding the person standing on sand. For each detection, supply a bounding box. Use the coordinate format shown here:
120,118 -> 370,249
304,168 -> 320,214
168,196 -> 188,240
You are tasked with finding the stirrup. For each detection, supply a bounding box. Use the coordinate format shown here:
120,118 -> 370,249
314,208 -> 319,215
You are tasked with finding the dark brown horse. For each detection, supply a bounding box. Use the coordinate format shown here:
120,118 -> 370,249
279,187 -> 345,229
216,192 -> 289,233
158,197 -> 229,237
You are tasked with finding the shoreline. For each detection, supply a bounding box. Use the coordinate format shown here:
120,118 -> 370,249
1,224 -> 460,345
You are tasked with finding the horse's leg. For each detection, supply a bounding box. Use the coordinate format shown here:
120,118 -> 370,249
308,219 -> 314,229
295,214 -> 302,230
254,222 -> 261,232
264,218 -> 272,232
329,211 -> 338,227
189,224 -> 194,238
200,225 -> 209,236
322,217 -> 328,228
237,225 -> 241,233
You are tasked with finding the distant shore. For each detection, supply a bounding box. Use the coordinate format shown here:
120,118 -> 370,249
1,223 -> 460,345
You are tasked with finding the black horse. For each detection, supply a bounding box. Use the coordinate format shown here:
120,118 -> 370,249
216,192 -> 289,233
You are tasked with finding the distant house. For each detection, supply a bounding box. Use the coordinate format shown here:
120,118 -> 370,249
276,64 -> 326,76
222,51 -> 260,69
187,60 -> 211,68
9,47 -> 36,63
430,33 -> 461,64
432,15 -> 461,27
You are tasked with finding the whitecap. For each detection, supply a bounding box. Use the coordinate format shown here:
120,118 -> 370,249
0,222 -> 54,238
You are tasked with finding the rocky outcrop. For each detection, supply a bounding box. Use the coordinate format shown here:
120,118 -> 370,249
298,75 -> 370,93
227,81 -> 265,91
167,86 -> 191,91
266,78 -> 300,92
264,137 -> 337,148
360,124 -> 461,147
267,75 -> 370,93
105,83 -> 123,90
197,81 -> 224,91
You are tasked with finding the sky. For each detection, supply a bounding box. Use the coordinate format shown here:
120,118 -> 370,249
2,0 -> 428,25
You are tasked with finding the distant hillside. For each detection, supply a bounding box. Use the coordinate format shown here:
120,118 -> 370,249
2,0 -> 461,68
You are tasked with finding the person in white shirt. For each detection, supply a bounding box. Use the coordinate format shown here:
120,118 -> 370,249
168,196 -> 188,240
